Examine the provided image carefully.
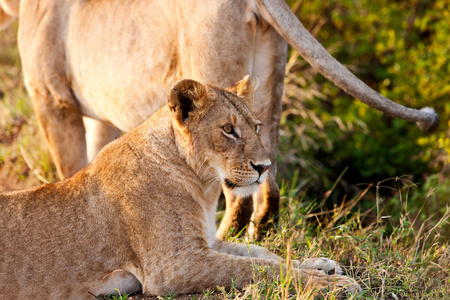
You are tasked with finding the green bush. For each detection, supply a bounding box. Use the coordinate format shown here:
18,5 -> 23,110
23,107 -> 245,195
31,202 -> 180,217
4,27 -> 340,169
280,0 -> 450,223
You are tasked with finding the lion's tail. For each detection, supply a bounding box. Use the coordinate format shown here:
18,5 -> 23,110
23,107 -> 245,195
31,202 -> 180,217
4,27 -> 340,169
255,0 -> 439,134
0,0 -> 19,30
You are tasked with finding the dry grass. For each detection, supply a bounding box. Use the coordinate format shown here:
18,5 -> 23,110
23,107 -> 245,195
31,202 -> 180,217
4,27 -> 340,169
0,22 -> 57,190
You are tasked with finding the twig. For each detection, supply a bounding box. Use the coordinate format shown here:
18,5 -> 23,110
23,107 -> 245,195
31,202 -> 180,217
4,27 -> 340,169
88,291 -> 101,299
19,145 -> 50,184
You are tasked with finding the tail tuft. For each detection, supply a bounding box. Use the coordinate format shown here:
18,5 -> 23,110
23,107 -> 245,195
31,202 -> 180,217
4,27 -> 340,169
416,107 -> 440,134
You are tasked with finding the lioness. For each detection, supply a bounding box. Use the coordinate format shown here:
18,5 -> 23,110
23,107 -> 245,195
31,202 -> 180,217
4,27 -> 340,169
0,78 -> 360,299
1,0 -> 439,239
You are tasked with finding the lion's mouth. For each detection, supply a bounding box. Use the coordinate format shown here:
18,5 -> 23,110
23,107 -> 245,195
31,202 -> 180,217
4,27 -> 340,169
224,179 -> 239,189
224,175 -> 267,197
224,178 -> 261,189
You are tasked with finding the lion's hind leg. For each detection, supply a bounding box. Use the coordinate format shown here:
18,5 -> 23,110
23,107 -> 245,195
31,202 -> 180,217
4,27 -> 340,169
29,90 -> 88,179
83,117 -> 121,162
19,3 -> 90,179
91,270 -> 142,298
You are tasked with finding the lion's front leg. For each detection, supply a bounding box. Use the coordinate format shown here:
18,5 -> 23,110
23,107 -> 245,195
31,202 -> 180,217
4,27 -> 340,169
212,240 -> 343,275
140,250 -> 359,296
212,239 -> 280,261
216,172 -> 281,241
216,187 -> 253,240
140,251 -> 281,295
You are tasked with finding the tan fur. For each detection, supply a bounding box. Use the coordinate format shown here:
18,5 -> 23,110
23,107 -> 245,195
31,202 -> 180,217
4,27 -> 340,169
0,79 -> 360,299
13,0 -> 438,239
0,8 -> 13,30
0,0 -> 17,29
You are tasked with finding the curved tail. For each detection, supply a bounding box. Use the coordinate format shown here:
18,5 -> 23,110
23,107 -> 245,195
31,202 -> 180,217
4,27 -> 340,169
255,0 -> 439,133
0,0 -> 19,30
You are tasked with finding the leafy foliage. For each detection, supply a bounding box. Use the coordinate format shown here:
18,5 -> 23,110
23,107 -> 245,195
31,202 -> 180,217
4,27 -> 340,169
280,0 -> 450,225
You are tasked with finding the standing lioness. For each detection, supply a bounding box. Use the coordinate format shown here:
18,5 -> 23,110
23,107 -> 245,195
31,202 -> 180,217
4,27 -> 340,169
0,77 -> 359,299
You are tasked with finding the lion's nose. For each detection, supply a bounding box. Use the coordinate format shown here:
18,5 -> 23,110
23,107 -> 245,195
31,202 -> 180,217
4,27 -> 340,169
251,161 -> 271,176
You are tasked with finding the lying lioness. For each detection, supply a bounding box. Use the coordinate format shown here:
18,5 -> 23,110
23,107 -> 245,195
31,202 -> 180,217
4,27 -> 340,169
0,77 -> 359,299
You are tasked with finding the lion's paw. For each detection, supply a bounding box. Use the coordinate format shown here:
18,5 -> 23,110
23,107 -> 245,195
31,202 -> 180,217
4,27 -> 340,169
296,268 -> 361,295
294,257 -> 343,275
333,274 -> 362,293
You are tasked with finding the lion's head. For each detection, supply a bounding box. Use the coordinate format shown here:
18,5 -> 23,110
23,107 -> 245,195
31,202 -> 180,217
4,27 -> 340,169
168,76 -> 270,197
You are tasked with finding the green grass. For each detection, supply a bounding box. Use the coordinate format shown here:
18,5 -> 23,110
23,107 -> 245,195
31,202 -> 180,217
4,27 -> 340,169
95,293 -> 129,300
1,15 -> 448,300
89,180 -> 450,300
0,22 -> 57,189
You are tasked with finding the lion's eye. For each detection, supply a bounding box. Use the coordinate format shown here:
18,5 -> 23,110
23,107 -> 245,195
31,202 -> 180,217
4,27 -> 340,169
223,124 -> 234,134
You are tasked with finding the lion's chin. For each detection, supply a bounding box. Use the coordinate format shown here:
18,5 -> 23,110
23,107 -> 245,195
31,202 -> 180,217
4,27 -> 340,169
226,181 -> 260,198
224,172 -> 268,197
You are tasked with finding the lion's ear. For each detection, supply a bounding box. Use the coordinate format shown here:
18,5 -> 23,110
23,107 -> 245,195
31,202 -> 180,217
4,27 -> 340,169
168,79 -> 207,123
226,75 -> 259,109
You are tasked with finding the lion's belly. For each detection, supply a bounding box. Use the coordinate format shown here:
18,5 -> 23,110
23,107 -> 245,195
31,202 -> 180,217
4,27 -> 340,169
66,0 -> 181,131
72,77 -> 171,132
67,36 -> 177,131
65,0 -> 283,133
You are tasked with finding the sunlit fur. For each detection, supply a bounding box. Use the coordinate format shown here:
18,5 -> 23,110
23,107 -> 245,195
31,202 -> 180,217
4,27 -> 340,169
0,78 -> 360,299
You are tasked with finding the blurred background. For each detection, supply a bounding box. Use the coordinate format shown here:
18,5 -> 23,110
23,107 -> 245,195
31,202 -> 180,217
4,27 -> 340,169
279,0 -> 449,237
